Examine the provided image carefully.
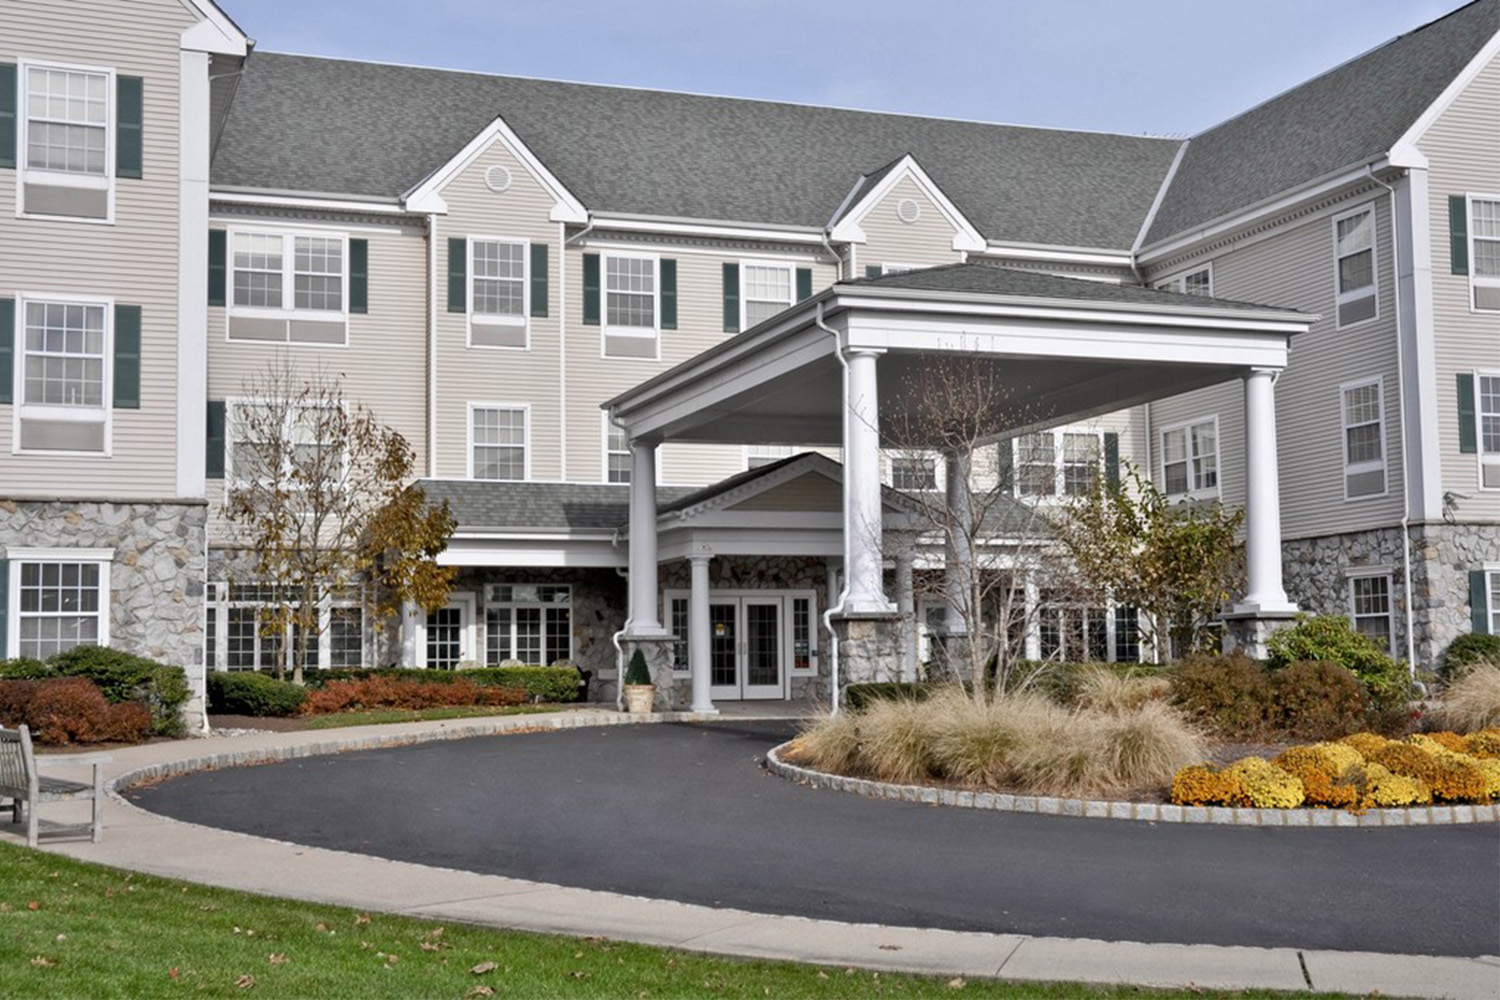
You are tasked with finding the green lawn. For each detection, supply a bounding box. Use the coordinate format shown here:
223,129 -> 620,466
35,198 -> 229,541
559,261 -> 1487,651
302,704 -> 566,730
0,842 -> 1341,999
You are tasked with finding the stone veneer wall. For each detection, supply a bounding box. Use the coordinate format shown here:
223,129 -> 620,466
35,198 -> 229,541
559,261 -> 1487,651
1282,527 -> 1411,661
2,499 -> 210,729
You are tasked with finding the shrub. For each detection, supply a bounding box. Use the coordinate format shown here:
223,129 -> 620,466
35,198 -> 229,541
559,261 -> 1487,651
27,678 -> 110,745
0,679 -> 40,727
301,676 -> 527,715
100,701 -> 154,743
1265,615 -> 1411,714
1270,660 -> 1369,740
1223,757 -> 1304,809
623,650 -> 652,687
1434,664 -> 1500,734
1412,732 -> 1467,754
1074,666 -> 1172,714
309,667 -> 582,702
1465,728 -> 1500,759
1171,764 -> 1244,806
207,672 -> 307,717
1273,742 -> 1364,782
1168,652 -> 1273,736
0,657 -> 51,681
1443,633 -> 1500,677
1340,731 -> 1390,759
843,682 -> 932,711
1369,741 -> 1491,802
1360,762 -> 1430,807
47,646 -> 190,737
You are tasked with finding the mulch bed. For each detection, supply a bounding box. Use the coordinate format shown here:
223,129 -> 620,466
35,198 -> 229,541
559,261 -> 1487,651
208,714 -> 311,733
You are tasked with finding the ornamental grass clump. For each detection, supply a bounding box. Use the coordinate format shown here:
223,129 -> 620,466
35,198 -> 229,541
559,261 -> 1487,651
1435,664 -> 1500,733
1091,699 -> 1204,793
1073,666 -> 1172,714
924,690 -> 1032,788
1223,757 -> 1304,809
852,695 -> 939,785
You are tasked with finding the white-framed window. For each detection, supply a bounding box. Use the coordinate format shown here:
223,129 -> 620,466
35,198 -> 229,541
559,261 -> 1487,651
227,228 -> 348,344
14,296 -> 112,455
1341,378 -> 1387,499
744,444 -> 797,470
208,581 -> 365,671
1037,590 -> 1112,662
1479,372 -> 1500,490
1333,204 -> 1378,328
5,549 -> 113,660
741,262 -> 794,329
1160,417 -> 1218,498
1012,428 -> 1103,498
1488,570 -> 1500,636
226,399 -> 343,489
881,263 -> 918,275
1469,195 -> 1500,312
604,254 -> 657,333
18,60 -> 114,221
1154,265 -> 1212,297
889,451 -> 939,491
484,584 -> 571,665
604,417 -> 630,483
469,237 -> 528,348
470,404 -> 528,481
1347,571 -> 1394,656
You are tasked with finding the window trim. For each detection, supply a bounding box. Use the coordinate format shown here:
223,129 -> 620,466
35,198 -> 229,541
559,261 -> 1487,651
1011,426 -> 1106,500
11,292 -> 114,458
1158,415 -> 1220,501
887,450 -> 942,492
483,583 -> 573,666
207,580 -> 366,671
225,225 -> 351,342
1153,263 -> 1213,297
16,58 -> 117,225
1475,369 -> 1500,491
1345,567 -> 1395,657
467,401 -> 530,482
467,235 -> 530,349
738,259 -> 794,332
1487,567 -> 1500,636
1340,376 -> 1388,501
602,413 -> 629,484
1467,192 -> 1500,314
601,251 -> 660,339
5,547 -> 114,659
1332,203 -> 1379,330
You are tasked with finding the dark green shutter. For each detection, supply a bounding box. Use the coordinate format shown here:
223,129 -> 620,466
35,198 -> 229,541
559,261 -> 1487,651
0,559 -> 9,657
1104,432 -> 1120,488
722,263 -> 739,333
116,76 -> 143,179
0,64 -> 15,169
660,258 -> 677,330
582,253 -> 600,325
207,229 -> 226,307
348,238 -> 368,314
1458,373 -> 1478,454
112,305 -> 141,409
1449,195 -> 1469,276
530,243 -> 548,318
1471,570 -> 1490,634
0,298 -> 12,405
865,265 -> 882,278
205,400 -> 226,480
997,440 -> 1014,494
446,238 -> 466,313
796,267 -> 813,302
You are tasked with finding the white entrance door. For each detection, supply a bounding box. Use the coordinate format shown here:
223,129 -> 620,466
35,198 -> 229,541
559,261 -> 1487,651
707,597 -> 786,700
422,595 -> 474,669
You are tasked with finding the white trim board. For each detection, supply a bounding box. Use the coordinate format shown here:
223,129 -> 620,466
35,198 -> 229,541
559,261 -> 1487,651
827,154 -> 986,253
403,116 -> 588,222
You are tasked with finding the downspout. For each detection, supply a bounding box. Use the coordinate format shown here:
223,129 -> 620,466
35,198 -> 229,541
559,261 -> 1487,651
426,213 -> 439,478
815,300 -> 851,714
558,221 -> 567,481
1367,165 -> 1419,675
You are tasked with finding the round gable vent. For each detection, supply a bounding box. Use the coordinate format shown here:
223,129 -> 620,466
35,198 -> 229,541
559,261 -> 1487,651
897,198 -> 921,224
485,165 -> 513,193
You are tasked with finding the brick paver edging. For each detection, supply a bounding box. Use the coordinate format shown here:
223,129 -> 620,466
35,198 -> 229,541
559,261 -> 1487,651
763,741 -> 1500,827
108,710 -> 713,796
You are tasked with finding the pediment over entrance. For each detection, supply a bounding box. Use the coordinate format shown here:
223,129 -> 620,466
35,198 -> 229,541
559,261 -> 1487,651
729,471 -> 842,513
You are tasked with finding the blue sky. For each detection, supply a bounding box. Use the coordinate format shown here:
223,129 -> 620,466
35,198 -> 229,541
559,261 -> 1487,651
219,0 -> 1463,136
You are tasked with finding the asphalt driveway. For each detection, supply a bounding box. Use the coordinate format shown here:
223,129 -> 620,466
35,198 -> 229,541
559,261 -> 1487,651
131,720 -> 1500,957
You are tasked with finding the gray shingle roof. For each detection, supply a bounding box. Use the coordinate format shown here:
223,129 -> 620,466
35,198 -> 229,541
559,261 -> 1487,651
1144,0 -> 1499,246
211,52 -> 1180,248
854,262 -> 1301,313
420,480 -> 696,532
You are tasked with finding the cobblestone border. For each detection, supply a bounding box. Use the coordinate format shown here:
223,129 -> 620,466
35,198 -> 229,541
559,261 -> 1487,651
764,742 -> 1500,827
109,711 -> 715,796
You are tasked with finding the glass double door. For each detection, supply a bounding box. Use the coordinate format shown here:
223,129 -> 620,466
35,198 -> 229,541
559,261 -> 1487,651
708,597 -> 784,700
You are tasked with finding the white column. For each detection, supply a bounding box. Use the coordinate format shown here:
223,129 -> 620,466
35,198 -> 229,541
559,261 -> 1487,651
400,600 -> 420,667
943,449 -> 973,635
628,439 -> 669,635
843,348 -> 895,613
1238,368 -> 1295,612
895,551 -> 916,681
688,553 -> 717,713
1023,576 -> 1041,661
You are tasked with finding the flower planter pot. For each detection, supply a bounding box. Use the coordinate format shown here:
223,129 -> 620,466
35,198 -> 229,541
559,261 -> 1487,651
624,684 -> 657,714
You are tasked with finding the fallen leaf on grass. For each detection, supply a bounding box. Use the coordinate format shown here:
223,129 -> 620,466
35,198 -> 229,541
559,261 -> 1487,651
420,942 -> 442,952
26,901 -> 40,910
354,914 -> 370,926
568,970 -> 591,980
470,962 -> 497,975
816,972 -> 829,980
235,974 -> 255,989
268,954 -> 288,966
465,989 -> 494,999
168,968 -> 180,980
55,934 -> 67,942
947,977 -> 966,989
314,922 -> 329,933
425,927 -> 444,940
30,955 -> 55,967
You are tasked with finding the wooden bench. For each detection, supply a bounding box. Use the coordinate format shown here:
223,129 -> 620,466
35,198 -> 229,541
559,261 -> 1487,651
0,726 -> 107,848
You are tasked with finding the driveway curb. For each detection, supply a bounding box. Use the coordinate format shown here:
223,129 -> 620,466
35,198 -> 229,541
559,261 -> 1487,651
7,715 -> 1498,999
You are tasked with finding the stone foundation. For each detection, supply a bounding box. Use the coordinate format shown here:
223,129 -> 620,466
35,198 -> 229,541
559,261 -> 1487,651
829,612 -> 902,691
620,634 -> 677,710
1410,522 -> 1500,667
2,499 -> 210,730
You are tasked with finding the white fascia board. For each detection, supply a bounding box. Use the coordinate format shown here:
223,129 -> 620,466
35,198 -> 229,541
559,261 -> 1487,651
179,0 -> 249,56
1138,158 -> 1395,265
402,117 -> 588,222
978,242 -> 1134,267
438,537 -> 623,568
588,214 -> 826,245
835,288 -> 1312,330
210,189 -> 412,215
827,154 -> 987,252
1390,29 -> 1500,168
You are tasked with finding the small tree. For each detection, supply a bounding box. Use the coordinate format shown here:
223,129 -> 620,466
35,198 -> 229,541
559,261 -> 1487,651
1055,465 -> 1244,661
223,360 -> 456,683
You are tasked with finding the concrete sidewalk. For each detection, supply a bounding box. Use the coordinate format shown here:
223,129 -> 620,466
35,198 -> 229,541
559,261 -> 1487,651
5,712 -> 1497,999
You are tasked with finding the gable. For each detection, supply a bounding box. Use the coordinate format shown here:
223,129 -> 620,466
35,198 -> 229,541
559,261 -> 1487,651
431,136 -> 566,239
856,175 -> 968,270
404,117 -> 587,221
729,472 -> 843,513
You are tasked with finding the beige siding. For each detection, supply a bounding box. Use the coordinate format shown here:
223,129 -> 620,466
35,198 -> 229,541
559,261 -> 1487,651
855,177 -> 965,272
0,0 -> 195,499
733,472 -> 843,512
1418,50 -> 1500,519
1147,188 -> 1405,538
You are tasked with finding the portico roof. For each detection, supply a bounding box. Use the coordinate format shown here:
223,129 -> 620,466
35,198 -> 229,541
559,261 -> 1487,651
604,263 -> 1313,449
